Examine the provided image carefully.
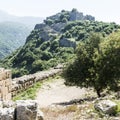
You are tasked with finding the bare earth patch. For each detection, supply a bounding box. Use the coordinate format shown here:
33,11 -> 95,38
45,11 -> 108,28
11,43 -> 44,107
36,78 -> 95,107
35,77 -> 120,120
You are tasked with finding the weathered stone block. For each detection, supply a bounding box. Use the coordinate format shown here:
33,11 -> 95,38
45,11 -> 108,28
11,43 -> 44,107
16,100 -> 38,120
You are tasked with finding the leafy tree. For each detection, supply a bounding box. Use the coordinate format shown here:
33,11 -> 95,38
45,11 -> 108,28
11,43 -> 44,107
62,18 -> 68,23
41,51 -> 52,60
50,40 -> 59,51
44,19 -> 54,25
31,60 -> 47,73
40,42 -> 50,51
77,31 -> 85,40
63,32 -> 120,97
95,32 -> 120,92
64,31 -> 72,38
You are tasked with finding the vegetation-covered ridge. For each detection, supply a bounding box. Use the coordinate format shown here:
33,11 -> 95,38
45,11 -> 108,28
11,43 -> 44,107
1,9 -> 120,78
0,22 -> 31,59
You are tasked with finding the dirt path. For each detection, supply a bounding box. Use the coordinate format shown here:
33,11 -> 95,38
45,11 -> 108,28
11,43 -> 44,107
35,77 -> 119,120
36,77 -> 91,107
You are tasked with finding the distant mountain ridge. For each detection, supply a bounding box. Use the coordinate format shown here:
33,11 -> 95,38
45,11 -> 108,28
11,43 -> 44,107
0,10 -> 44,58
0,21 -> 31,58
0,10 -> 44,28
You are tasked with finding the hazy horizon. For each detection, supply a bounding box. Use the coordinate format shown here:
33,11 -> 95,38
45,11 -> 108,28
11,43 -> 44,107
0,0 -> 120,24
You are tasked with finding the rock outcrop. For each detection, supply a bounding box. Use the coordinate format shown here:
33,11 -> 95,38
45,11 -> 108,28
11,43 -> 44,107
59,38 -> 76,48
16,100 -> 43,120
94,100 -> 117,115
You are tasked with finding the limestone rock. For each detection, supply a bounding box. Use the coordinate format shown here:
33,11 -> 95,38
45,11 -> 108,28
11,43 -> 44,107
0,108 -> 15,120
94,100 -> 117,115
16,100 -> 43,120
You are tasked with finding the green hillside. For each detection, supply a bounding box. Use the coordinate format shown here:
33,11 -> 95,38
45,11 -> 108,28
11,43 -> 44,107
1,9 -> 120,78
0,22 -> 31,58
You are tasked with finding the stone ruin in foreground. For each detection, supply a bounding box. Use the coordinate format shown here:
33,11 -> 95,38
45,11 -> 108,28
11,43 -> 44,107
0,67 -> 62,120
0,68 -> 11,101
0,68 -> 45,120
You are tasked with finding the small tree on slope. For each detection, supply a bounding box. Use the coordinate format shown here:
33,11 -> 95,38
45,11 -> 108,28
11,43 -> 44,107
63,32 -> 120,97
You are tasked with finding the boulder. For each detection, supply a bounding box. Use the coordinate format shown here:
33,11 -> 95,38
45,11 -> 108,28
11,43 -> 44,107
0,108 -> 15,120
16,100 -> 44,120
94,100 -> 117,115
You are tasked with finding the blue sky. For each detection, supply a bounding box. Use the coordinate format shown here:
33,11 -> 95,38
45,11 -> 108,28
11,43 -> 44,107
0,0 -> 120,24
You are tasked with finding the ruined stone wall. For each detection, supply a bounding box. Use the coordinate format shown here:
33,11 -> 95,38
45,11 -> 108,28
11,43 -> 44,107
0,67 -> 62,119
0,68 -> 12,101
11,68 -> 62,97
0,66 -> 62,99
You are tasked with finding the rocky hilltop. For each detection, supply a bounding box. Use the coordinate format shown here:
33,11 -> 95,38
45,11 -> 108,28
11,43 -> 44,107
44,8 -> 95,25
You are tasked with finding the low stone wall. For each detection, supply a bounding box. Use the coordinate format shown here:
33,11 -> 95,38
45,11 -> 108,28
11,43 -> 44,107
0,66 -> 62,99
12,68 -> 62,97
0,68 -> 12,101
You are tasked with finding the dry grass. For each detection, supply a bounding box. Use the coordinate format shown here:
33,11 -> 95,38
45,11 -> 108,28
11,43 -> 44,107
41,100 -> 120,120
41,102 -> 96,120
